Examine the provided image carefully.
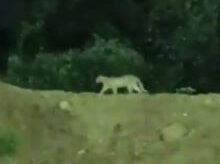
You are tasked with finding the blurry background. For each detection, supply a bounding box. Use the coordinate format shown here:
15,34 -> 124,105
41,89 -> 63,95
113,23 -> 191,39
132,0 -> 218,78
0,0 -> 220,93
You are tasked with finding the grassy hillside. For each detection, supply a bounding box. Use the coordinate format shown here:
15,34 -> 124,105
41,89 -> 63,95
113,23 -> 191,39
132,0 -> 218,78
0,81 -> 220,163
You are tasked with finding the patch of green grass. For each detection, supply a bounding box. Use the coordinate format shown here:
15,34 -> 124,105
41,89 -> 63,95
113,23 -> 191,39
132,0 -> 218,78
0,126 -> 20,157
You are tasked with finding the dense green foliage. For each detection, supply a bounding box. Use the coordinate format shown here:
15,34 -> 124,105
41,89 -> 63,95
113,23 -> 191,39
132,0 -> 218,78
7,36 -> 149,92
1,0 -> 220,92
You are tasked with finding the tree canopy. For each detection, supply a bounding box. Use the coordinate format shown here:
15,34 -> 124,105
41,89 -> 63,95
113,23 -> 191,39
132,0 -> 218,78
1,0 -> 220,92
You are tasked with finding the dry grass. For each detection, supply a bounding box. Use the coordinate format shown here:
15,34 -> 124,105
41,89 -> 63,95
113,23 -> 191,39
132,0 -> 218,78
0,81 -> 220,163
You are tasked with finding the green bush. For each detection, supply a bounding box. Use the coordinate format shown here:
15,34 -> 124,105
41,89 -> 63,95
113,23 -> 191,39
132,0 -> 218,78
7,36 -> 150,92
0,127 -> 20,157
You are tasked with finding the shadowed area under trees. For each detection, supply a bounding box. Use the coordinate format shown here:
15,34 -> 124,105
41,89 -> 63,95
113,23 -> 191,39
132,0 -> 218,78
1,0 -> 220,92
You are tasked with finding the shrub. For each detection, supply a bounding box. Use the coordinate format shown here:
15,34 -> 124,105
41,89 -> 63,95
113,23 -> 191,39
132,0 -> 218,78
7,36 -> 150,92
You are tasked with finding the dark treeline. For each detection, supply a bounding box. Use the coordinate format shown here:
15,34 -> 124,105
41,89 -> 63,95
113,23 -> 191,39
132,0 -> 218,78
1,0 -> 220,93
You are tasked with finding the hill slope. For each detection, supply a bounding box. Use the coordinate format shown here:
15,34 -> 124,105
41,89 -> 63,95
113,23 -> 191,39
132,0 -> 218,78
0,81 -> 220,163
